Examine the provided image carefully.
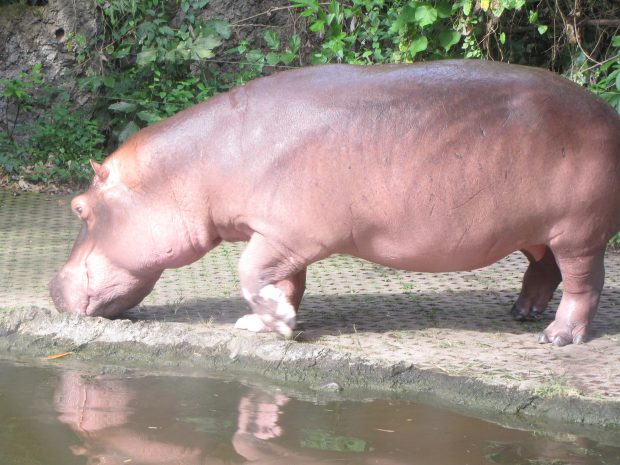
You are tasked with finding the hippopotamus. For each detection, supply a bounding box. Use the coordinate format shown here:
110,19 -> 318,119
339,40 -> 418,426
50,60 -> 620,346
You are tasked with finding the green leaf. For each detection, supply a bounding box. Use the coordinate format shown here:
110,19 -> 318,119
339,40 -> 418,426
175,41 -> 191,60
389,5 -> 416,33
289,34 -> 301,54
310,20 -> 325,32
266,52 -> 282,66
245,49 -> 265,63
616,71 -> 620,91
111,46 -> 130,59
499,31 -> 506,44
291,0 -> 319,12
280,51 -> 296,64
264,29 -> 280,51
409,36 -> 428,57
481,0 -> 490,11
528,11 -> 538,24
108,101 -> 137,113
537,24 -> 548,35
438,29 -> 460,52
137,111 -> 162,124
161,48 -> 176,62
136,48 -> 158,65
436,1 -> 453,18
612,35 -> 620,48
118,121 -> 140,142
414,5 -> 438,28
462,0 -> 473,16
205,19 -> 231,39
192,0 -> 209,9
192,36 -> 221,59
102,75 -> 116,88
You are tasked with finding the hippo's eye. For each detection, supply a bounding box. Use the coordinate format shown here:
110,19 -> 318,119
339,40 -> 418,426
72,203 -> 88,220
71,195 -> 90,220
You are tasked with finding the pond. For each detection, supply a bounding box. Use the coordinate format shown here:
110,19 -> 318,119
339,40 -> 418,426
0,360 -> 618,465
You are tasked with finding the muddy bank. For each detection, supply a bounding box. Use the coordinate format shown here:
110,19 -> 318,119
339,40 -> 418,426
1,307 -> 619,439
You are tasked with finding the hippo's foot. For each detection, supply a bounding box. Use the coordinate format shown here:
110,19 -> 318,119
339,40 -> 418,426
512,247 -> 561,322
538,319 -> 587,346
535,249 -> 604,346
236,234 -> 308,340
234,312 -> 295,339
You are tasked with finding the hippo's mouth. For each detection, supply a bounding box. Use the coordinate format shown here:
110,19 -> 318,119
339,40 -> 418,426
51,261 -> 161,318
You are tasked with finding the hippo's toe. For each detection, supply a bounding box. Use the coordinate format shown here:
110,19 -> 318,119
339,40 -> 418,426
538,320 -> 588,346
234,313 -> 294,339
235,314 -> 271,333
573,334 -> 586,345
551,334 -> 571,347
511,302 -> 544,322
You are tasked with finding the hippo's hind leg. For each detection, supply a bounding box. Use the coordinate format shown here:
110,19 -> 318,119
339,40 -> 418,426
512,247 -> 562,321
234,233 -> 308,338
539,248 -> 605,346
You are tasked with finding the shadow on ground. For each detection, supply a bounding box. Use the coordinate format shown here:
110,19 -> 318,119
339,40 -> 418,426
125,287 -> 620,342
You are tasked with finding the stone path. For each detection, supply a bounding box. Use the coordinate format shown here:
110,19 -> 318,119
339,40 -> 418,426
1,191 -> 619,401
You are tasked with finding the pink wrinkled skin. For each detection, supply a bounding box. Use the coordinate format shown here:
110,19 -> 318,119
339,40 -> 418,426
51,60 -> 620,346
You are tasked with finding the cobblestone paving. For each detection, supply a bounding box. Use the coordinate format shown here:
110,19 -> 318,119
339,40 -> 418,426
1,192 -> 619,399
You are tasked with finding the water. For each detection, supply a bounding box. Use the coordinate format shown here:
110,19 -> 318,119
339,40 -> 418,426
0,360 -> 618,465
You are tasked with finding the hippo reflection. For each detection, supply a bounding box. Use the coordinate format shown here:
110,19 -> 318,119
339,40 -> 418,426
53,372 -> 402,464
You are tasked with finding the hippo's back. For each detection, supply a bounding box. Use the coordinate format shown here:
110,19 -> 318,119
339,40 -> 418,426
223,62 -> 620,271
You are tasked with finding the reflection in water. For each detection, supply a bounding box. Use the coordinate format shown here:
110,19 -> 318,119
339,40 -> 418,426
0,361 -> 618,465
54,372 -> 206,464
53,371 -> 402,464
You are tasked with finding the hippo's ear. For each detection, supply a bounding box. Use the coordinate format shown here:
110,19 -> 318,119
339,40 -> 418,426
90,160 -> 109,183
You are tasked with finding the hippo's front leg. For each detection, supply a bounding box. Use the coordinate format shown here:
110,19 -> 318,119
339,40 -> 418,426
234,234 -> 308,338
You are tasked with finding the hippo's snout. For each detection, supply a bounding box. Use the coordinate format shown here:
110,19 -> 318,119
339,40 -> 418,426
49,269 -> 88,315
50,261 -> 162,318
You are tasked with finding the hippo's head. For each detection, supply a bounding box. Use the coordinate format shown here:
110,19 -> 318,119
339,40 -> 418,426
50,154 -> 213,318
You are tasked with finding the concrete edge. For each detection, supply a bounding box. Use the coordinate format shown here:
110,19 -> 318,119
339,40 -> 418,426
1,307 -> 619,441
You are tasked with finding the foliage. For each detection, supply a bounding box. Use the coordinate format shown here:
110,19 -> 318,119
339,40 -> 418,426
227,31 -> 302,84
587,35 -> 620,112
291,0 -> 469,64
0,65 -> 105,184
73,0 -> 225,142
0,63 -> 45,141
1,0 -> 619,188
288,0 -> 570,64
291,1 -> 620,104
26,98 -> 106,183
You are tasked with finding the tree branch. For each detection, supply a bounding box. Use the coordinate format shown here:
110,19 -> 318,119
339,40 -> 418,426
580,19 -> 620,27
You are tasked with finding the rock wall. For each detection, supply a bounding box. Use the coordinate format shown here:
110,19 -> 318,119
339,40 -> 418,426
0,0 -> 98,134
0,0 -> 97,89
